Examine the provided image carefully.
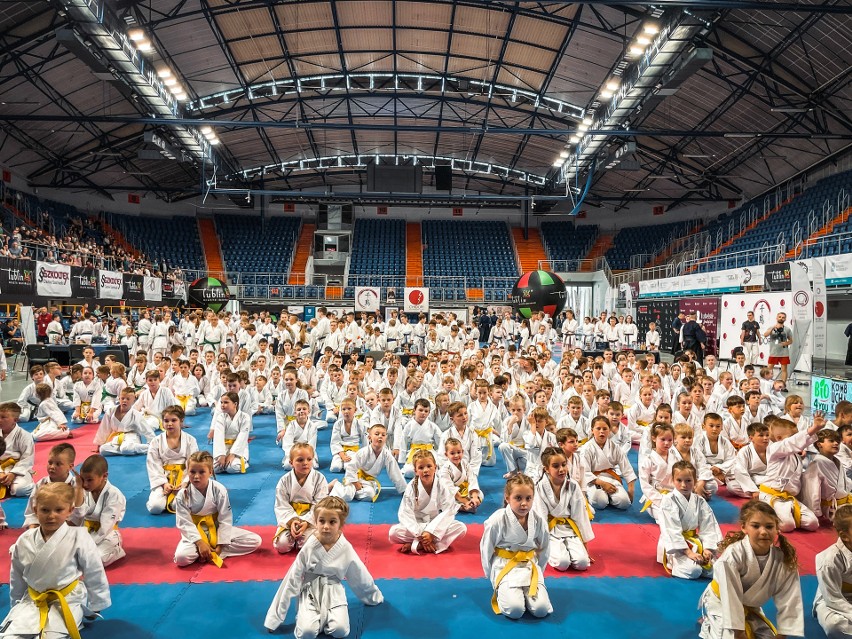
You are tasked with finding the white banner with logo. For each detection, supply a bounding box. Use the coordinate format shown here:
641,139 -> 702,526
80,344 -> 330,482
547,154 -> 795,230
719,292 -> 790,364
812,258 -> 827,363
354,286 -> 381,312
789,260 -> 812,372
98,270 -> 124,300
35,262 -> 71,297
404,287 -> 430,313
143,276 -> 162,302
825,253 -> 852,286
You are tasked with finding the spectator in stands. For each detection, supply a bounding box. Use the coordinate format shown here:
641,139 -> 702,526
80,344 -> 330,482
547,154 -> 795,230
763,313 -> 792,390
5,319 -> 23,350
8,240 -> 21,257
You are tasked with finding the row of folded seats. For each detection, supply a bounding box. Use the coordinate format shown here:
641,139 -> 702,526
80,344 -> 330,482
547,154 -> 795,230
422,220 -> 518,278
348,218 -> 406,286
539,222 -> 599,261
217,215 -> 300,273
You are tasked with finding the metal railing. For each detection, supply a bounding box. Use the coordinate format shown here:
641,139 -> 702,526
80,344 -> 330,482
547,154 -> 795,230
11,241 -> 121,271
681,242 -> 784,274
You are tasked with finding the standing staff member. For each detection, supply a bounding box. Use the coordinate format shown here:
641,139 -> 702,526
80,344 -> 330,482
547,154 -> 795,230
764,312 -> 793,390
671,311 -> 685,355
740,311 -> 761,366
681,312 -> 707,365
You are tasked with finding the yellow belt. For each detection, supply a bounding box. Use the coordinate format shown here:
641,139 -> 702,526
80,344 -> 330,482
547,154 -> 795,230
759,484 -> 801,528
475,427 -> 495,460
192,513 -> 224,568
636,420 -> 649,427
143,412 -> 164,431
83,520 -> 118,533
401,408 -> 414,416
663,529 -> 712,574
272,502 -> 311,543
458,481 -> 469,498
822,494 -> 852,512
0,457 -> 18,499
356,469 -> 380,502
80,401 -> 91,418
406,443 -> 434,464
342,444 -> 360,454
640,489 -> 669,513
176,394 -> 192,410
547,515 -> 587,549
163,463 -> 185,514
491,548 -> 539,614
107,431 -> 125,447
28,579 -> 81,639
286,415 -> 296,422
223,439 -> 247,473
710,580 -> 778,639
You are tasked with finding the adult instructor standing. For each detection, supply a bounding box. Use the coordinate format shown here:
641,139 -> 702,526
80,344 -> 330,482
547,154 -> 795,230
763,312 -> 793,390
740,311 -> 761,365
671,311 -> 685,355
681,311 -> 708,365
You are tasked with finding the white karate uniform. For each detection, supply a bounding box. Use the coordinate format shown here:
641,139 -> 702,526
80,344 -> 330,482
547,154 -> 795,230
440,458 -> 482,502
264,533 -> 383,637
639,450 -> 674,520
626,401 -> 656,445
468,400 -> 502,467
273,469 -> 329,553
72,379 -> 102,423
814,538 -> 852,639
77,480 -> 126,566
134,386 -> 177,433
523,428 -> 556,479
400,419 -> 443,478
694,432 -> 738,484
723,416 -> 750,449
99,377 -> 126,412
1,524 -> 110,636
726,444 -> 768,498
760,429 -> 819,531
171,373 -> 200,415
329,417 -> 367,473
281,419 -> 319,470
498,417 -> 528,476
22,474 -> 79,528
579,437 -> 637,510
0,425 -> 35,497
480,505 -> 552,619
94,406 -> 151,456
212,410 -> 252,474
657,490 -> 721,580
533,476 -> 593,571
439,425 -> 483,478
388,476 -> 466,554
699,538 -> 804,638
173,479 -> 261,566
331,446 -> 407,502
800,454 -> 852,520
31,398 -> 70,442
145,431 -> 199,514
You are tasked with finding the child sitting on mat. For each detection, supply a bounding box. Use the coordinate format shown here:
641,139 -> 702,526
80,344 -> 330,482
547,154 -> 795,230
211,391 -> 252,474
273,443 -> 329,554
146,405 -> 198,515
814,503 -> 852,638
265,496 -> 383,636
77,454 -> 126,566
31,383 -> 70,442
22,442 -> 79,528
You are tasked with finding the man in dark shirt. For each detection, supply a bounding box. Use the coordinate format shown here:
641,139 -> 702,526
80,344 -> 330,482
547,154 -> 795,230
740,311 -> 760,365
681,312 -> 708,365
671,311 -> 685,355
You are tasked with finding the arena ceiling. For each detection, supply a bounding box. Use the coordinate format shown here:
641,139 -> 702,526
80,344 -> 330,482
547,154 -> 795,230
0,1 -> 850,210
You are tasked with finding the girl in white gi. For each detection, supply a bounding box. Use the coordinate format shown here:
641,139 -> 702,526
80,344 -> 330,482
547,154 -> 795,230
329,398 -> 367,473
100,363 -> 127,412
400,399 -> 443,478
276,370 -> 310,436
534,447 -> 593,571
814,504 -> 852,638
192,363 -> 211,407
273,443 -> 329,554
499,396 -> 529,479
626,386 -> 657,445
149,314 -> 170,358
1,482 -> 110,638
389,449 -> 466,554
146,405 -> 198,514
212,391 -> 252,474
580,416 -> 636,511
31,383 -> 71,442
760,416 -> 823,532
468,381 -> 501,468
698,500 -> 804,639
801,428 -> 852,521
481,473 -> 552,619
441,437 -> 483,513
280,399 -> 319,470
639,423 -> 676,521
134,370 -> 176,433
94,387 -> 153,456
265,496 -> 383,637
174,451 -> 261,567
330,423 -> 407,502
77,454 -> 126,566
71,366 -> 102,424
170,359 -> 199,415
657,461 -> 722,580
522,407 -> 557,479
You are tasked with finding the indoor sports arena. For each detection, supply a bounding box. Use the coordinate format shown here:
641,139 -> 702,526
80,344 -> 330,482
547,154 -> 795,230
0,1 -> 851,638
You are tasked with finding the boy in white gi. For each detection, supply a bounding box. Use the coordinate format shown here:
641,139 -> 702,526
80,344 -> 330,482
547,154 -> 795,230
134,370 -> 176,433
329,398 -> 367,473
77,454 -> 126,566
280,399 -> 319,470
0,402 -> 35,498
814,504 -> 852,638
146,405 -> 198,514
726,422 -> 770,499
94,387 -> 153,456
330,423 -> 407,502
580,416 -> 636,511
212,391 -> 252,474
22,443 -> 79,528
31,383 -> 71,442
400,399 -> 443,478
273,443 -> 329,554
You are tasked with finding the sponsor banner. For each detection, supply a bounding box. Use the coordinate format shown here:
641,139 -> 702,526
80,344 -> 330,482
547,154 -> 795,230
98,270 -> 123,300
679,273 -> 709,296
70,266 -> 97,299
354,286 -> 381,313
638,279 -> 660,298
764,262 -> 791,291
0,256 -> 34,296
636,299 -> 680,352
162,279 -> 186,302
35,261 -> 72,297
825,253 -> 852,286
789,260 -> 812,372
144,276 -> 162,302
680,297 -> 720,356
811,375 -> 852,417
172,280 -> 186,301
707,268 -> 741,294
812,258 -> 827,362
719,293 -> 792,364
404,287 -> 430,313
124,274 -> 144,301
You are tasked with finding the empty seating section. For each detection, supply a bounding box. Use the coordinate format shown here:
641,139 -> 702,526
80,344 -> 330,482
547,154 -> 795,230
422,221 -> 517,293
107,214 -> 205,270
539,222 -> 598,263
698,170 -> 851,268
606,220 -> 694,270
216,215 -> 300,277
347,218 -> 406,288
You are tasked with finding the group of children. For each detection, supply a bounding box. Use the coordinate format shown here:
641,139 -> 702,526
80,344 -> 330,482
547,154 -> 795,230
3,309 -> 852,638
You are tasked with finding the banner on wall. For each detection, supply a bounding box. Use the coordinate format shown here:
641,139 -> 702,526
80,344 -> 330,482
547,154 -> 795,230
123,274 -> 144,301
69,266 -> 97,299
811,375 -> 851,417
680,297 -> 720,356
825,254 -> 852,286
144,276 -> 162,302
35,261 -> 71,297
636,299 -> 680,352
764,262 -> 791,291
0,257 -> 34,296
98,270 -> 123,300
812,258 -> 827,363
789,260 -> 812,372
719,292 -> 791,364
707,269 -> 742,294
404,287 -> 430,313
354,286 -> 381,313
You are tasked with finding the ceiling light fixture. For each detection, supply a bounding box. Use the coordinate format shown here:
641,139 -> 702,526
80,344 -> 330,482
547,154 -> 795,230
200,125 -> 213,135
600,90 -> 613,100
127,29 -> 145,41
629,45 -> 644,56
606,80 -> 620,91
643,24 -> 660,35
637,36 -> 651,46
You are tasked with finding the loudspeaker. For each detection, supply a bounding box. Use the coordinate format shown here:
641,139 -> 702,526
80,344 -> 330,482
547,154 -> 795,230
435,165 -> 452,191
